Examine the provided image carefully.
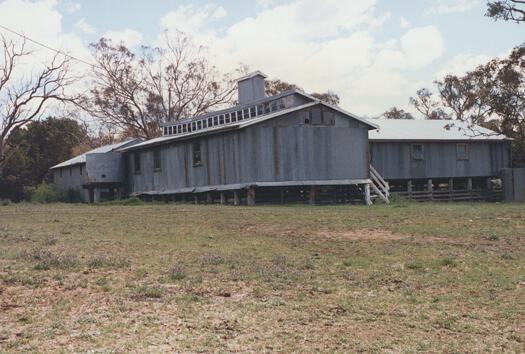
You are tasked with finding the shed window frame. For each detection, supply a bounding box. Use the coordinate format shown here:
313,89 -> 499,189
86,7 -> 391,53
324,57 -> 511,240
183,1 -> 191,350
153,149 -> 162,172
456,143 -> 469,161
411,143 -> 424,161
134,152 -> 142,174
192,141 -> 202,167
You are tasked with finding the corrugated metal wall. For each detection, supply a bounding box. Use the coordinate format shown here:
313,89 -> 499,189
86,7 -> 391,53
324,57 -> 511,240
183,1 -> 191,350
53,165 -> 89,202
370,141 -> 511,180
127,109 -> 370,194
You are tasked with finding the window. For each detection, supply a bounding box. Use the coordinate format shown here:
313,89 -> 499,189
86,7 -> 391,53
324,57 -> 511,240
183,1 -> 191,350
203,120 -> 207,129
411,144 -> 424,161
80,165 -> 83,176
311,108 -> 322,124
178,125 -> 182,134
301,111 -> 310,124
457,143 -> 469,160
237,110 -> 243,120
182,124 -> 187,133
279,98 -> 286,109
225,113 -> 230,123
208,117 -> 212,127
231,112 -> 237,122
219,115 -> 224,124
264,103 -> 270,114
197,120 -> 202,130
243,109 -> 249,119
250,106 -> 256,117
134,152 -> 141,174
191,122 -> 196,131
271,100 -> 278,111
214,116 -> 218,125
257,104 -> 264,115
192,142 -> 202,166
153,149 -> 161,171
163,127 -> 168,136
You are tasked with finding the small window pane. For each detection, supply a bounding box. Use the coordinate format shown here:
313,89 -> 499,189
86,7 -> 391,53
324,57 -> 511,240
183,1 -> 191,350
231,111 -> 237,122
257,105 -> 264,115
134,153 -> 141,173
163,127 -> 168,136
214,116 -> 218,125
457,144 -> 468,160
271,100 -> 278,111
264,103 -> 271,114
153,149 -> 161,171
311,108 -> 322,124
193,142 -> 202,166
219,115 -> 224,124
237,110 -> 243,120
411,144 -> 424,160
225,113 -> 230,123
250,106 -> 256,117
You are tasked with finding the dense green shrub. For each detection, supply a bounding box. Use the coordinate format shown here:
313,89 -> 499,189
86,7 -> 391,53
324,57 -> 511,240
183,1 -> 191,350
32,183 -> 61,203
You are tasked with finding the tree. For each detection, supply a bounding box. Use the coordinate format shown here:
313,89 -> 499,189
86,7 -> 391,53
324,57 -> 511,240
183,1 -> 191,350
486,0 -> 525,23
382,107 -> 414,120
85,32 -> 237,139
264,79 -> 340,106
0,117 -> 88,201
409,88 -> 450,120
0,35 -> 77,177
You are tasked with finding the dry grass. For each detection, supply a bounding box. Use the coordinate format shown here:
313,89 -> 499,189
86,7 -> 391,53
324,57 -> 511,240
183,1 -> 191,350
0,201 -> 524,352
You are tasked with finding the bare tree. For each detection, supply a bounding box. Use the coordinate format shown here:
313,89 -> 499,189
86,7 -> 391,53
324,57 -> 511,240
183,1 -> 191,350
85,32 -> 237,139
265,78 -> 340,106
486,0 -> 525,23
0,35 -> 77,176
409,88 -> 450,120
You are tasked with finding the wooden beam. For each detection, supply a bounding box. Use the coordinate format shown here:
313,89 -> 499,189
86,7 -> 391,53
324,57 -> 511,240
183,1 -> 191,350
247,187 -> 256,206
233,190 -> 240,206
364,183 -> 372,206
309,186 -> 317,206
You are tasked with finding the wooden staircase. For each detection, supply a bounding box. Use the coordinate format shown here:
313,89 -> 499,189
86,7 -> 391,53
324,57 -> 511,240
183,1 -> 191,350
369,165 -> 390,204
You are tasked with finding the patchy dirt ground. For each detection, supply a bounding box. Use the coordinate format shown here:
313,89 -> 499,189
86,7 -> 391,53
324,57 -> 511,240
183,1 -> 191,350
0,202 -> 524,352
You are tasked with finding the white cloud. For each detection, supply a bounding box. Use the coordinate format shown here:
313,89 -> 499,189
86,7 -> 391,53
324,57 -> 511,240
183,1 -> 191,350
437,53 -> 490,78
427,0 -> 480,15
256,0 -> 274,9
155,1 -> 449,116
63,0 -> 80,13
400,16 -> 410,28
159,3 -> 227,38
103,29 -> 143,48
74,18 -> 96,35
400,26 -> 445,68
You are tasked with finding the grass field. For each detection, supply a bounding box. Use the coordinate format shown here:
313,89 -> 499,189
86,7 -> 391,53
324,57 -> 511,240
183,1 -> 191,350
0,201 -> 524,352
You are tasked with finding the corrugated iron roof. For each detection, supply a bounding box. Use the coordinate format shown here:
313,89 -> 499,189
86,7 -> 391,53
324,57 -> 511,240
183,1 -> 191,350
368,119 -> 509,141
119,101 -> 378,152
50,138 -> 142,169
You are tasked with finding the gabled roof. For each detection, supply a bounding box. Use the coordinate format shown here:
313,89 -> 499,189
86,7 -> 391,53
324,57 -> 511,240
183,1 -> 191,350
119,101 -> 378,152
50,139 -> 142,169
368,119 -> 509,142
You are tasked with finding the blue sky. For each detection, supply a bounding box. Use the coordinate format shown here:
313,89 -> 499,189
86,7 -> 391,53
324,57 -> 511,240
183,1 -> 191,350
0,0 -> 523,117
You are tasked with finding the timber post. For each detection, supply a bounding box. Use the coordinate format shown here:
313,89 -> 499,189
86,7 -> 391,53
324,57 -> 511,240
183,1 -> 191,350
233,190 -> 240,206
309,186 -> 317,206
206,192 -> 213,204
467,178 -> 473,201
220,192 -> 226,205
427,179 -> 433,201
364,183 -> 372,206
194,194 -> 199,205
449,178 -> 454,202
247,187 -> 256,206
407,180 -> 412,200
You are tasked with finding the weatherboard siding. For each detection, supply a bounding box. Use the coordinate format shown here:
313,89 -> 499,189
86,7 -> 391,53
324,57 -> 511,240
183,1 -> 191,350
127,109 -> 371,194
370,141 -> 511,180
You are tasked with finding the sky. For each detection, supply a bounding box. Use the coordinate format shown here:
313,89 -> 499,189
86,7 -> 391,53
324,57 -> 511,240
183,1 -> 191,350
0,0 -> 523,118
